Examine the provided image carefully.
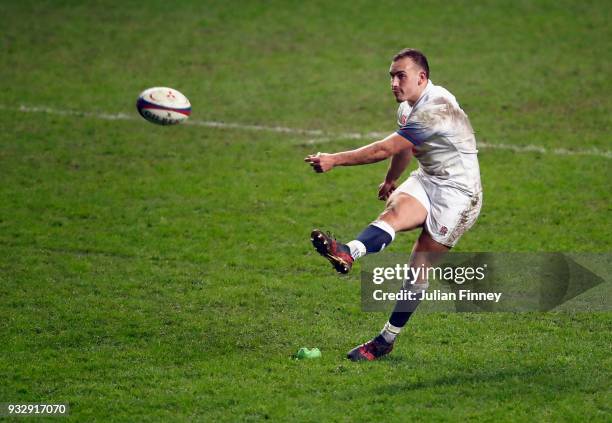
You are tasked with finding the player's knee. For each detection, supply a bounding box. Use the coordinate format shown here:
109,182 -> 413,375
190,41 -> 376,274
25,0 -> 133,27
379,192 -> 432,234
378,205 -> 400,227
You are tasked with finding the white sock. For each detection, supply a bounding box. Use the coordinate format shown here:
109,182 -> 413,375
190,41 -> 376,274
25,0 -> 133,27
346,240 -> 367,260
380,321 -> 402,344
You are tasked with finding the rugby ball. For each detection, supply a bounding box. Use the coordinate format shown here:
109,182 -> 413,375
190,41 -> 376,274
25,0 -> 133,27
136,87 -> 191,125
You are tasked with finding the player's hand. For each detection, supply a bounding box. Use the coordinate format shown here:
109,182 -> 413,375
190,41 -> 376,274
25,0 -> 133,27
304,152 -> 335,173
378,180 -> 397,201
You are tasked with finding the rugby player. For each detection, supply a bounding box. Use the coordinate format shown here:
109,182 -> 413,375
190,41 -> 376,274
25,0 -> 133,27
304,49 -> 482,361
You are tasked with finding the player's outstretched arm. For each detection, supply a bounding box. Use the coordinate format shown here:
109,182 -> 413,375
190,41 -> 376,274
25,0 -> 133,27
304,133 -> 412,173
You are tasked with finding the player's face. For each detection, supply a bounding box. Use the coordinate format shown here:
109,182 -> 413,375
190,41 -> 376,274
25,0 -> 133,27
389,58 -> 428,104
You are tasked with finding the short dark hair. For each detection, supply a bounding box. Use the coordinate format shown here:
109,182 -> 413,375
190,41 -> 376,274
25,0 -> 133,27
392,48 -> 429,79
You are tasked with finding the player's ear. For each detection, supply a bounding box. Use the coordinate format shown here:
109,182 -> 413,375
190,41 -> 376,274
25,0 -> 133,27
419,70 -> 427,84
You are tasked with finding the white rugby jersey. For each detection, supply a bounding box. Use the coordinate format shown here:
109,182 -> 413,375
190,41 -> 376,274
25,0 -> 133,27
396,80 -> 481,194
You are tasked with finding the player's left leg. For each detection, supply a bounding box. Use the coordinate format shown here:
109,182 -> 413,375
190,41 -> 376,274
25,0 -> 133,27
378,231 -> 449,342
347,230 -> 449,361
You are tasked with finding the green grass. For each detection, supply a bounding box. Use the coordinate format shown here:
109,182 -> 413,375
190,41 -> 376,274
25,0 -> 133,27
0,0 -> 611,421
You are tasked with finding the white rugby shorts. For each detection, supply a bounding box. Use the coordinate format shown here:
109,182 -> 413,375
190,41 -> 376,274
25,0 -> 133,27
395,170 -> 482,247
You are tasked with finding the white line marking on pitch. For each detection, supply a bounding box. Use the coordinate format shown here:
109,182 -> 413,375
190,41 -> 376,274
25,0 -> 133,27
3,104 -> 611,159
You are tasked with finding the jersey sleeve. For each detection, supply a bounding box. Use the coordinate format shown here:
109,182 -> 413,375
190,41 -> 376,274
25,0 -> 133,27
396,114 -> 436,146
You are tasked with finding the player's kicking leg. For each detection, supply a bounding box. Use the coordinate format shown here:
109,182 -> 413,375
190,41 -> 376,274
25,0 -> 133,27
344,184 -> 481,361
311,192 -> 427,274
310,190 -> 450,361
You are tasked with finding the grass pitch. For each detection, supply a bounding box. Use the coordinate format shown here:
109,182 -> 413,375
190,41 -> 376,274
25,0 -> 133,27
1,1 -> 611,421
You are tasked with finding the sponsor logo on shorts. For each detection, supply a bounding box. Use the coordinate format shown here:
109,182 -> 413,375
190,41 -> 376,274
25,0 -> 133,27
439,226 -> 448,235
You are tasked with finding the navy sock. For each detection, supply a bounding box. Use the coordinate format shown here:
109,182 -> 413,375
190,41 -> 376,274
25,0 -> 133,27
389,311 -> 414,328
356,222 -> 394,254
388,282 -> 428,328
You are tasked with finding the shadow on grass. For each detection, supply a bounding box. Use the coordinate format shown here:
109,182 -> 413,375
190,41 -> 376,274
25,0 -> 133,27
375,363 -> 574,395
